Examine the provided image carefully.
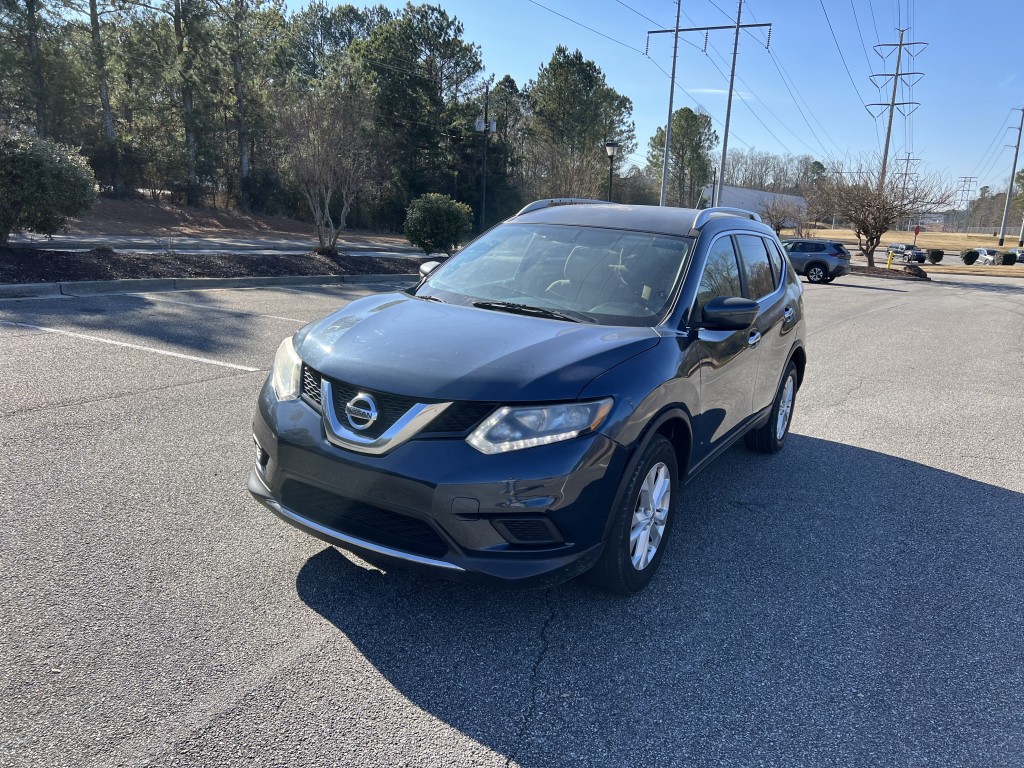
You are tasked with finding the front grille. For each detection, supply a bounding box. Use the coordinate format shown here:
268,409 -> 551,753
302,365 -> 495,439
328,380 -> 421,439
422,402 -> 497,435
280,480 -> 448,558
301,365 -> 322,408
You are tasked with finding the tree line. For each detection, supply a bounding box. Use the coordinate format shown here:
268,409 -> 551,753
4,0 -> 860,242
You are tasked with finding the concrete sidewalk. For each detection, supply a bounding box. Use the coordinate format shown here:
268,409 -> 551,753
0,273 -> 419,299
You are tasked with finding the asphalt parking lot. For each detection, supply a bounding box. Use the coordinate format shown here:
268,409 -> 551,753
2,272 -> 1022,767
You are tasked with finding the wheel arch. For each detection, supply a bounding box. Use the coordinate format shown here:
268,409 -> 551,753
789,344 -> 807,389
599,407 -> 693,545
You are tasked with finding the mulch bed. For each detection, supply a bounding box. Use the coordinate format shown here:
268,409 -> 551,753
851,264 -> 929,281
0,246 -> 430,284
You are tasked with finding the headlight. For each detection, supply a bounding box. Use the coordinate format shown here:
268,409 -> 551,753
271,336 -> 302,401
467,399 -> 613,454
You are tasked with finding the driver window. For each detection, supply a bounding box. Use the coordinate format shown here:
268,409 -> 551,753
694,237 -> 742,318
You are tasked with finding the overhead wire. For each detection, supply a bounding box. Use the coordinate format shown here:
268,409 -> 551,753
816,0 -> 870,107
526,0 -> 755,153
720,1 -> 855,156
524,0 -> 646,55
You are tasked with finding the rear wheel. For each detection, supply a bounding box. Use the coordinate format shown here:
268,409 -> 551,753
586,435 -> 678,595
806,263 -> 827,283
745,362 -> 798,454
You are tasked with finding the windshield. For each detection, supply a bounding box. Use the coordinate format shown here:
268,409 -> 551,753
415,223 -> 694,327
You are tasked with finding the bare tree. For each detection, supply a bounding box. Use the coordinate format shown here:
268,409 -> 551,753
282,71 -> 374,254
810,156 -> 955,267
759,196 -> 804,235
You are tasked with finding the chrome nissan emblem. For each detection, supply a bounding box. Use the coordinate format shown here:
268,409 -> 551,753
344,393 -> 378,431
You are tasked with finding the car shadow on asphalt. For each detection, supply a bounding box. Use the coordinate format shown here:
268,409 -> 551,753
819,282 -> 909,292
293,435 -> 1024,766
0,292 -> 260,356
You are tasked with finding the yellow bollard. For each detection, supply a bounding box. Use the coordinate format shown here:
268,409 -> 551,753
886,251 -> 894,270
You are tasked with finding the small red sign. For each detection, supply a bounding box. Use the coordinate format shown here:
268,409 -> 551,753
914,225 -> 921,235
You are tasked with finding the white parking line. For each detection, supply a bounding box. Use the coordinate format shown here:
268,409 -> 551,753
142,294 -> 308,322
0,320 -> 261,372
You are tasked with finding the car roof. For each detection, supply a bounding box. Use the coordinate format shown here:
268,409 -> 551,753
511,202 -> 767,238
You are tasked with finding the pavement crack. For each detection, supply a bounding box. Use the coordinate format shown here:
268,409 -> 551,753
505,588 -> 556,768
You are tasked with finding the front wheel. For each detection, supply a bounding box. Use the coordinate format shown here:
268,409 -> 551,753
586,435 -> 678,595
745,362 -> 798,454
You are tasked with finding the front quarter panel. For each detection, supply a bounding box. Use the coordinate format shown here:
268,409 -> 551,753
582,337 -> 698,451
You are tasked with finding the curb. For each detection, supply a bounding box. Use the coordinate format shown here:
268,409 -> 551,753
0,273 -> 419,299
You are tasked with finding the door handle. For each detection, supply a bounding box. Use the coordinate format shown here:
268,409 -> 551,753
783,306 -> 795,321
748,329 -> 761,347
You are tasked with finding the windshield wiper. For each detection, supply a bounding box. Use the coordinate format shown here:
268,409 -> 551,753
419,294 -> 446,303
472,300 -> 590,323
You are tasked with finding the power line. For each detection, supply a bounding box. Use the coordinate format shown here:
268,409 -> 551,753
817,0 -> 869,106
969,110 -> 1012,179
524,0 -> 646,55
610,0 -> 666,30
849,0 -> 875,74
743,2 -> 849,155
865,0 -> 881,43
644,55 -> 754,151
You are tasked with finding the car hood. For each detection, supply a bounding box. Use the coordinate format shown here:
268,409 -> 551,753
294,293 -> 660,402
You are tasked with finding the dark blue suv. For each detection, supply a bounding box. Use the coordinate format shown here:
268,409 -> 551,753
250,201 -> 807,593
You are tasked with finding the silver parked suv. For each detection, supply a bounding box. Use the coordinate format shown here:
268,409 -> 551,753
780,239 -> 852,284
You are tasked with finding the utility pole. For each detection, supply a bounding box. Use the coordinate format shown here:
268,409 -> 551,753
474,85 -> 495,232
867,29 -> 925,191
717,0 -> 743,207
647,4 -> 771,208
658,0 -> 682,207
997,107 -> 1023,246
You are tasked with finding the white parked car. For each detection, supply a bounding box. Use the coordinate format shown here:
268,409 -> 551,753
973,248 -> 1001,265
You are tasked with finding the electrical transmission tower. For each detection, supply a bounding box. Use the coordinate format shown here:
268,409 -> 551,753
867,29 -> 926,191
897,153 -> 920,229
953,176 -> 976,232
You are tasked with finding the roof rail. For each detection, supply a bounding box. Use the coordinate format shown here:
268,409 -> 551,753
692,207 -> 762,230
515,198 -> 608,216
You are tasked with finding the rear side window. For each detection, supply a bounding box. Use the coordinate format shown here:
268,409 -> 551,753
764,238 -> 784,283
735,234 -> 776,299
695,237 -> 742,317
808,242 -> 826,252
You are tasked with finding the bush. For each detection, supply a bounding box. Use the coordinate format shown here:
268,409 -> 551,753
1000,251 -> 1017,266
961,249 -> 979,265
0,132 -> 96,246
404,193 -> 473,256
927,249 -> 944,264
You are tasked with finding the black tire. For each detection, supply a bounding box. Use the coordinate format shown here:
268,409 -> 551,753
806,263 -> 827,283
902,253 -> 911,263
745,362 -> 798,454
585,435 -> 678,595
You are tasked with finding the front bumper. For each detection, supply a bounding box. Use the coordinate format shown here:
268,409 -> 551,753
250,379 -> 628,587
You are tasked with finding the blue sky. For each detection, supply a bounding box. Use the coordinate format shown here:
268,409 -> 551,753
371,0 -> 1023,196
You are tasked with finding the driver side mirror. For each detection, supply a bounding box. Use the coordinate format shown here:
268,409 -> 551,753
701,296 -> 759,330
419,260 -> 441,278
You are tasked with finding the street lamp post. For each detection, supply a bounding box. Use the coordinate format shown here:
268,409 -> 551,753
605,141 -> 620,202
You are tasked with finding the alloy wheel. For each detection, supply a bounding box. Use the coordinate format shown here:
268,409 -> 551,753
630,462 -> 671,570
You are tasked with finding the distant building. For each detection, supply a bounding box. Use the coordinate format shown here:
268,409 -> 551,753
700,185 -> 808,225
